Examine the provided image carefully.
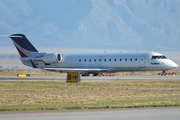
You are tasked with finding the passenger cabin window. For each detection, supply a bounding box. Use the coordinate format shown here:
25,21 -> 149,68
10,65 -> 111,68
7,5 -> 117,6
99,59 -> 101,62
94,59 -> 96,62
89,59 -> 91,62
130,58 -> 132,61
84,59 -> 86,62
120,59 -> 122,61
104,59 -> 106,62
135,58 -> 137,61
152,56 -> 166,59
109,59 -> 111,62
79,59 -> 81,62
114,59 -> 116,61
125,58 -> 127,61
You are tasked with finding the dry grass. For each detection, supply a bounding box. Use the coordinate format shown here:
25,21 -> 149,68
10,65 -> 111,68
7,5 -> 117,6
0,81 -> 180,111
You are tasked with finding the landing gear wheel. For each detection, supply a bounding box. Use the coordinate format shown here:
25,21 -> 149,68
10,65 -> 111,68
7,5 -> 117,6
162,70 -> 166,76
93,73 -> 99,76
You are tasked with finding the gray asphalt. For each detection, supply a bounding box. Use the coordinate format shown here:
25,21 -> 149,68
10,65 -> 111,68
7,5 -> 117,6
1,107 -> 180,120
0,75 -> 180,81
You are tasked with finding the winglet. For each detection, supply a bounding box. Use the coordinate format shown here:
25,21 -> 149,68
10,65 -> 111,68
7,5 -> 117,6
30,59 -> 38,68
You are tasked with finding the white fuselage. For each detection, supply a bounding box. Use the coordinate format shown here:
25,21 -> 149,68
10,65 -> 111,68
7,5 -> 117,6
20,52 -> 178,73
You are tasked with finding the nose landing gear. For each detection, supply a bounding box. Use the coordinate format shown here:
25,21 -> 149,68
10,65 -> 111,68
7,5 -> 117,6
162,70 -> 166,76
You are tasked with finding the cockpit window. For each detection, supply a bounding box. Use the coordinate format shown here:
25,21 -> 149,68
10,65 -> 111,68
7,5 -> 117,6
152,56 -> 166,59
160,56 -> 166,59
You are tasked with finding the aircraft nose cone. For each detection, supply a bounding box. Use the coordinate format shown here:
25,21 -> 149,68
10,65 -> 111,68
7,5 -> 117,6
162,60 -> 178,69
172,62 -> 178,68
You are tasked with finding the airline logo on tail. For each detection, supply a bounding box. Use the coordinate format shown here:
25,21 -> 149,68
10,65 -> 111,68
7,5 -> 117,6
9,34 -> 39,57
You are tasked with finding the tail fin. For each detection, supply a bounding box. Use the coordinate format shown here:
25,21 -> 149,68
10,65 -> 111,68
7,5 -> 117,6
9,34 -> 39,57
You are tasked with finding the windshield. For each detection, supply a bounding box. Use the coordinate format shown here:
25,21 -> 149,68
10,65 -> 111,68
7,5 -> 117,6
152,56 -> 166,59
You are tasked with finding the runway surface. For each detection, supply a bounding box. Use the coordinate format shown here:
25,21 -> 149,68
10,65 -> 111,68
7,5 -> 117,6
0,74 -> 180,81
1,107 -> 180,120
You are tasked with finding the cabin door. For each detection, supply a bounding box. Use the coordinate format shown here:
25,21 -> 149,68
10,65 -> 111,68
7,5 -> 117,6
140,56 -> 146,68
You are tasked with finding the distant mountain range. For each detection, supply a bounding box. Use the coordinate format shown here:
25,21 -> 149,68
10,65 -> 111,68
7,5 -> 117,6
1,0 -> 180,51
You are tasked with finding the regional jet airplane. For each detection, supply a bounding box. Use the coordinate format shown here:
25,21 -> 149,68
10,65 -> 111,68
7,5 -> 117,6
9,34 -> 178,76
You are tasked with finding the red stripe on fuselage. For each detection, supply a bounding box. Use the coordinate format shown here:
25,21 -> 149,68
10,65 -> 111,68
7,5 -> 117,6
14,44 -> 28,57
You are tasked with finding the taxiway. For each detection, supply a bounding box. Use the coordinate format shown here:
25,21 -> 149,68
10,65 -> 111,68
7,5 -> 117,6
0,75 -> 179,81
1,107 -> 180,120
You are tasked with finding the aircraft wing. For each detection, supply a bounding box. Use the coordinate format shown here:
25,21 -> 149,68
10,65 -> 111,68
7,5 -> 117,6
42,68 -> 108,72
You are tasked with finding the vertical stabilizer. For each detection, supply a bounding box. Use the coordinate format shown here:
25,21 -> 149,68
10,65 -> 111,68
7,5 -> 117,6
9,34 -> 39,57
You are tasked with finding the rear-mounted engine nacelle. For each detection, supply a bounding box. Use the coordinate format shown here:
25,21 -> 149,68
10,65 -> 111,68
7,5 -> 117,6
35,53 -> 61,64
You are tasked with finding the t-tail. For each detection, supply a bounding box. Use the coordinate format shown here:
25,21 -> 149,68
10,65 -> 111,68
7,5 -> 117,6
9,34 -> 61,69
9,34 -> 39,57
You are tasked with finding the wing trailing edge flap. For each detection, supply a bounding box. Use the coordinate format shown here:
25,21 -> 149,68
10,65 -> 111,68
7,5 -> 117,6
42,68 -> 108,72
30,59 -> 38,68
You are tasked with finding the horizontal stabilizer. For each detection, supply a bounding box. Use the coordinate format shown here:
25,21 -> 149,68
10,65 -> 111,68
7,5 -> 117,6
9,35 -> 23,38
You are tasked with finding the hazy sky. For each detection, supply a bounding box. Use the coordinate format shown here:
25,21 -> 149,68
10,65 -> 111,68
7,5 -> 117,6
1,0 -> 180,52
